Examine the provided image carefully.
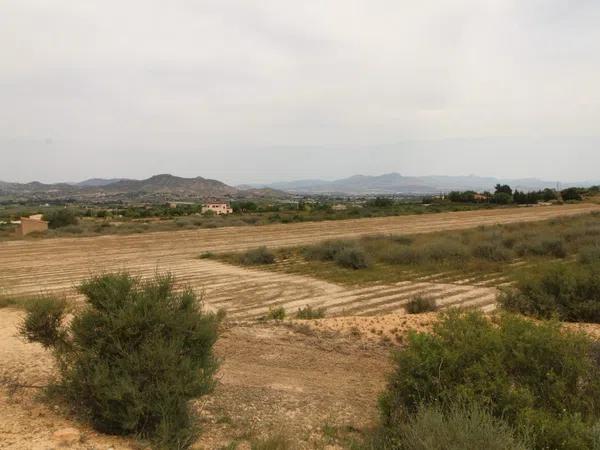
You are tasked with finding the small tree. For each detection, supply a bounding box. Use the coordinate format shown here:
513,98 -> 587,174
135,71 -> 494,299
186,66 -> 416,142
43,209 -> 79,228
20,273 -> 220,449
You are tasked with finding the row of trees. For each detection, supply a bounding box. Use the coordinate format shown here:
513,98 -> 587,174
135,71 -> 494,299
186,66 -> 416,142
447,184 -> 591,205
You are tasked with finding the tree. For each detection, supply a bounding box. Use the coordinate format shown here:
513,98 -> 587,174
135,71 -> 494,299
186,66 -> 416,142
494,184 -> 513,195
43,209 -> 79,228
561,187 -> 583,201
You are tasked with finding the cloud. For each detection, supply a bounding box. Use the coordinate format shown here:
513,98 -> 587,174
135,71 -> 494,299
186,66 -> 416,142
1,0 -> 599,183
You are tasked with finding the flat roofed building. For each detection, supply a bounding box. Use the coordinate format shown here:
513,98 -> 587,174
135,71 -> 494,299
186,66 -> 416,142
201,203 -> 233,215
15,215 -> 48,237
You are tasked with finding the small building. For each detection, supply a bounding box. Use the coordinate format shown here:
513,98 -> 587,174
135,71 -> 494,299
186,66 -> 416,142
15,215 -> 48,237
201,203 -> 233,215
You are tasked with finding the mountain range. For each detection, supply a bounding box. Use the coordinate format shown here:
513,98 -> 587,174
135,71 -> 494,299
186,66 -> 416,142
0,174 -> 282,202
245,173 -> 593,195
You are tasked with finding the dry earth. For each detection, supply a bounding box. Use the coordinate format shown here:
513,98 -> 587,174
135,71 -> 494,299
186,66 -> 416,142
2,205 -> 600,449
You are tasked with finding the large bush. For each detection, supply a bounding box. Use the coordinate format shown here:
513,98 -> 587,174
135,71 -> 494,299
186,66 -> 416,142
43,209 -> 79,228
379,310 -> 600,449
240,246 -> 275,265
499,263 -> 600,323
20,273 -> 220,449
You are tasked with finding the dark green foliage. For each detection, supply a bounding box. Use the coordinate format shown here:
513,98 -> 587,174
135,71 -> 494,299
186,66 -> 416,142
19,296 -> 69,348
495,184 -> 513,195
303,239 -> 355,261
491,192 -> 513,204
295,305 -> 326,319
376,403 -> 528,450
471,242 -> 513,261
499,262 -> 600,323
367,197 -> 395,208
20,273 -> 220,449
240,246 -> 275,265
561,187 -> 584,201
405,295 -> 437,314
43,209 -> 79,228
334,247 -> 370,269
379,311 -> 600,449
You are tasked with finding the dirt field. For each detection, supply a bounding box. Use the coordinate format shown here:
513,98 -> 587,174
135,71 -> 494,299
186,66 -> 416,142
1,204 -> 597,319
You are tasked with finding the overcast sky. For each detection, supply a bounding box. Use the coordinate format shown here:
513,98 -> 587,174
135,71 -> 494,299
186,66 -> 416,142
2,0 -> 599,184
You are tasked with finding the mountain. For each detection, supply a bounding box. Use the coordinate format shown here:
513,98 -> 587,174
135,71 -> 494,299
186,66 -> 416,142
76,178 -> 128,187
250,173 -> 584,195
0,174 -> 286,202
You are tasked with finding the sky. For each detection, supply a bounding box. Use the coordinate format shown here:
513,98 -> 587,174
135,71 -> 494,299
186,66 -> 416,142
1,0 -> 600,185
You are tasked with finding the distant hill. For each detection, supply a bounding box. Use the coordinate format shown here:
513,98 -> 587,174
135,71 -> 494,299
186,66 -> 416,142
246,173 -> 589,195
76,178 -> 128,187
0,174 -> 286,202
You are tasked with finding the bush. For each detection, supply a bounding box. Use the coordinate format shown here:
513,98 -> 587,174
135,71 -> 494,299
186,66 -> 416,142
377,403 -> 528,450
334,247 -> 370,269
471,243 -> 514,262
516,238 -> 567,258
19,296 -> 69,348
240,246 -> 275,265
579,246 -> 600,265
421,240 -> 468,263
266,306 -> 286,320
405,295 -> 437,314
379,310 -> 600,449
295,305 -> 326,319
20,273 -> 220,449
303,239 -> 355,261
43,209 -> 79,229
381,246 -> 422,265
499,263 -> 600,323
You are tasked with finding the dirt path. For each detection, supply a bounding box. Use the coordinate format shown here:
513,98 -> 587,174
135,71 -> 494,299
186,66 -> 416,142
0,204 -> 596,319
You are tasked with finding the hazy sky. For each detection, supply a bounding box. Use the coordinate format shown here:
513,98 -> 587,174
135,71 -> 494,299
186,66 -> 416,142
2,0 -> 600,184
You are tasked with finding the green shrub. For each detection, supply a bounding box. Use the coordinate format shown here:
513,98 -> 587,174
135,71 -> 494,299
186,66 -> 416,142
421,240 -> 468,263
240,246 -> 275,265
334,247 -> 370,269
579,246 -> 600,265
499,263 -> 600,322
471,243 -> 513,262
303,239 -> 355,261
266,306 -> 286,320
405,295 -> 437,314
516,238 -> 567,258
20,273 -> 220,449
19,296 -> 69,348
43,209 -> 79,229
379,310 -> 600,449
199,251 -> 214,259
381,247 -> 422,265
295,305 -> 326,319
377,403 -> 528,450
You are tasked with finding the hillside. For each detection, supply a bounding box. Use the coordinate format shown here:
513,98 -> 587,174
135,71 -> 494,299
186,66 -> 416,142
0,174 -> 285,202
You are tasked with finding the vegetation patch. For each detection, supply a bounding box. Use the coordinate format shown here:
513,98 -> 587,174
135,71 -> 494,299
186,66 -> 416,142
240,246 -> 276,265
19,272 -> 221,449
499,262 -> 600,323
295,305 -> 326,319
404,295 -> 437,314
378,310 -> 600,449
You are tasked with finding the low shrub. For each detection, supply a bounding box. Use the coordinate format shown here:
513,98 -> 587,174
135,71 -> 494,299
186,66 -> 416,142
377,403 -> 528,450
240,246 -> 275,265
516,238 -> 567,258
579,246 -> 600,265
20,273 -> 220,449
471,243 -> 514,262
421,240 -> 468,263
266,306 -> 286,320
405,295 -> 437,314
295,305 -> 326,319
334,247 -> 370,269
499,262 -> 600,322
381,246 -> 422,265
303,239 -> 355,261
199,251 -> 214,259
379,310 -> 600,449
